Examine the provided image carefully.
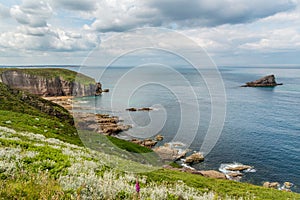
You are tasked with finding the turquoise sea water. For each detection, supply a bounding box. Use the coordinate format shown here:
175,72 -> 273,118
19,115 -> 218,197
75,66 -> 300,192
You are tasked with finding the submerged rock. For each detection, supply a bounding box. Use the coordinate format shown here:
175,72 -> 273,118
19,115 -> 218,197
242,74 -> 283,87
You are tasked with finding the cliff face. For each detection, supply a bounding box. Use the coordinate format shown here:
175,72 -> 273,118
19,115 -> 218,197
0,69 -> 99,97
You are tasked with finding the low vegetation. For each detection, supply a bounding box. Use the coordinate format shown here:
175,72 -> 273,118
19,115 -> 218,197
0,80 -> 299,199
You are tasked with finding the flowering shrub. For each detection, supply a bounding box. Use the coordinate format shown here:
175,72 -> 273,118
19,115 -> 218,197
0,126 -> 299,200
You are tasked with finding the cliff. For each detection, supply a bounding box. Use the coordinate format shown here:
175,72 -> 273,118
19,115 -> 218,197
0,68 -> 100,97
242,74 -> 283,87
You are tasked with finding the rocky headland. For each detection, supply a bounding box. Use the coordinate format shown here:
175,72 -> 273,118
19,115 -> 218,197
0,68 -> 102,96
241,74 -> 283,87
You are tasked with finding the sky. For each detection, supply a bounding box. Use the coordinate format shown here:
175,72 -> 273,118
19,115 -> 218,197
0,0 -> 300,66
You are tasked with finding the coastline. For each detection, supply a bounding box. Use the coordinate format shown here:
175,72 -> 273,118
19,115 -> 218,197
43,96 -> 295,192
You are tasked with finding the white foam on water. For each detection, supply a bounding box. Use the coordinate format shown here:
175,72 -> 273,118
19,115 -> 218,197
219,162 -> 256,181
181,163 -> 195,170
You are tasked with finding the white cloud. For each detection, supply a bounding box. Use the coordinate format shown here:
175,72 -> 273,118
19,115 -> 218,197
85,0 -> 297,32
0,26 -> 100,52
10,0 -> 52,27
1,0 -> 300,65
241,28 -> 300,52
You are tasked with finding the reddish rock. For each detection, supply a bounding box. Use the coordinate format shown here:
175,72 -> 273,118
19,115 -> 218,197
199,170 -> 227,180
185,152 -> 204,164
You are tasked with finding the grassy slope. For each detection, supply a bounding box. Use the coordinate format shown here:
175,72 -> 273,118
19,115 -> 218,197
0,82 -> 82,146
1,126 -> 300,199
145,170 -> 300,200
0,68 -> 95,85
0,81 -> 299,199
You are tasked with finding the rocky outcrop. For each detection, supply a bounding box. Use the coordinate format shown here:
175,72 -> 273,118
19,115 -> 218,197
95,82 -> 102,96
155,134 -> 164,141
74,112 -> 131,135
199,170 -> 227,180
153,145 -> 180,160
184,152 -> 204,164
126,107 -> 153,112
263,182 -> 280,189
131,138 -> 158,148
0,69 -> 98,97
163,166 -> 228,180
226,165 -> 252,171
242,74 -> 283,87
126,108 -> 137,112
153,143 -> 189,161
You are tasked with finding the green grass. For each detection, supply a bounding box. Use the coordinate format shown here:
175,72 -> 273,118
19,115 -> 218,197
1,126 -> 300,199
0,110 -> 82,146
0,172 -> 67,200
77,130 -> 163,168
107,135 -> 153,153
144,169 -> 300,200
0,68 -> 95,86
0,82 -> 82,146
0,138 -> 71,178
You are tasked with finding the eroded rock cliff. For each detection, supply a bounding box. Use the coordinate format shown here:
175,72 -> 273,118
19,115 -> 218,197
0,68 -> 99,97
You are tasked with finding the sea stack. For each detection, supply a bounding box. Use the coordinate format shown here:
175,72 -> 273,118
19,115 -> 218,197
242,74 -> 283,87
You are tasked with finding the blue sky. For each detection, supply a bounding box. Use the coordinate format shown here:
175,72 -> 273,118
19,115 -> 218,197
0,0 -> 300,66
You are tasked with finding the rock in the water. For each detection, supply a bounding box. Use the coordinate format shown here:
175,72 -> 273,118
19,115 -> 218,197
95,82 -> 103,96
199,170 -> 227,180
284,182 -> 293,189
226,165 -> 252,171
263,182 -> 280,189
227,172 -> 243,178
138,107 -> 153,111
242,74 -> 283,87
269,182 -> 280,189
153,146 -> 179,160
126,107 -> 137,112
185,152 -> 204,164
142,139 -> 158,148
102,89 -> 109,92
131,138 -> 158,148
155,134 -> 164,141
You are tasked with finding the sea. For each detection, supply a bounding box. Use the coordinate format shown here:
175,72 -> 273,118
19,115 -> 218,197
74,65 -> 300,192
3,65 -> 300,192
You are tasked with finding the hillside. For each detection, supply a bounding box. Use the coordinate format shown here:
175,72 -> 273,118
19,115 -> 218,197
0,82 -> 82,146
0,79 -> 299,199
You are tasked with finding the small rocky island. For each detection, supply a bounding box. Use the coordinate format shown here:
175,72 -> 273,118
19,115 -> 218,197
241,74 -> 283,87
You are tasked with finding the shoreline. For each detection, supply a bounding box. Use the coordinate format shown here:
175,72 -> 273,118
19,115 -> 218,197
43,95 -> 296,192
